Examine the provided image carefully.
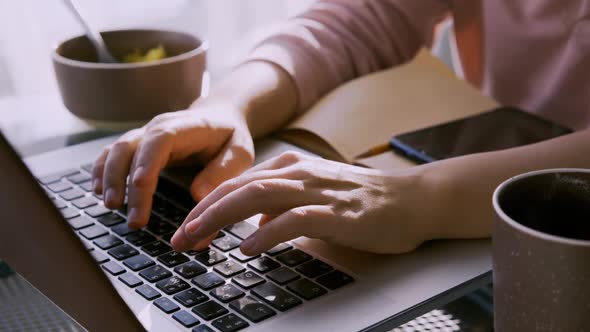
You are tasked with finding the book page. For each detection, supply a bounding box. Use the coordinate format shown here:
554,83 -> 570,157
355,151 -> 416,170
277,50 -> 498,164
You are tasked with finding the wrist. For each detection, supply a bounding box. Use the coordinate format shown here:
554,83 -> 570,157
200,61 -> 298,138
389,165 -> 449,243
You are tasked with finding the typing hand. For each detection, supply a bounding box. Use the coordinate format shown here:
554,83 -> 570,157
91,98 -> 255,228
171,151 -> 436,254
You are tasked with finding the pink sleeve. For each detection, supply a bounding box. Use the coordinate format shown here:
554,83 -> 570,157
248,0 -> 450,112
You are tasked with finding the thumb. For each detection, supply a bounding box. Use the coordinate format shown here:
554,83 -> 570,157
190,135 -> 254,201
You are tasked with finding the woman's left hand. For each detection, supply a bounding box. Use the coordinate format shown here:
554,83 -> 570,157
171,151 -> 439,255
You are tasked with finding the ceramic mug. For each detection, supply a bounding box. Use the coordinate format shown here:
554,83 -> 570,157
492,169 -> 590,331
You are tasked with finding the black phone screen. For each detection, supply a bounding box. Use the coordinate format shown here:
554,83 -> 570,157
391,107 -> 573,164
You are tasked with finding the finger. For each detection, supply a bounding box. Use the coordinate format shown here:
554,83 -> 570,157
193,232 -> 218,251
172,179 -> 326,251
190,134 -> 254,201
126,130 -> 173,228
183,179 -> 327,245
243,150 -> 306,175
183,165 -> 303,226
102,137 -> 140,209
92,148 -> 109,194
241,205 -> 334,255
258,214 -> 274,227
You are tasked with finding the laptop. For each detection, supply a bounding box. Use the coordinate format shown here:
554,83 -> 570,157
0,132 -> 491,331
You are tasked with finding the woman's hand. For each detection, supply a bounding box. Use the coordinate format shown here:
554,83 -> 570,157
92,98 -> 255,228
171,151 -> 438,255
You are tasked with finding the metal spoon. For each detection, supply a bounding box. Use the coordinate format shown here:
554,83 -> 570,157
63,0 -> 118,63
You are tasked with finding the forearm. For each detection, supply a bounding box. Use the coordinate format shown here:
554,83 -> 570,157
418,129 -> 590,240
194,61 -> 298,138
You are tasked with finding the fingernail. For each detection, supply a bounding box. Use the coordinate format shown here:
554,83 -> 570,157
93,179 -> 100,192
241,236 -> 257,254
170,230 -> 182,247
105,188 -> 116,205
127,207 -> 139,225
132,167 -> 146,186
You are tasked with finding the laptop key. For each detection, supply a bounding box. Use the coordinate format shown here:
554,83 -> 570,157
81,163 -> 94,173
247,256 -> 280,273
174,261 -> 207,279
173,310 -> 200,328
154,297 -> 180,314
158,251 -> 189,268
174,288 -> 208,307
194,249 -> 227,267
59,188 -> 85,201
266,243 -> 293,256
211,236 -> 241,252
210,284 -> 245,303
287,278 -> 327,300
224,221 -> 257,240
192,325 -> 214,332
53,199 -> 68,210
251,282 -> 302,311
139,265 -> 172,283
232,271 -> 265,289
39,169 -> 78,185
126,231 -> 156,246
79,225 -> 108,240
79,180 -> 93,192
267,267 -> 300,285
295,259 -> 333,278
47,180 -> 73,193
67,172 -> 91,184
112,223 -> 138,237
213,261 -> 245,278
97,213 -> 125,227
135,284 -> 161,301
72,196 -> 99,209
94,234 -> 123,250
108,244 -> 139,260
117,204 -> 128,216
90,250 -> 109,264
85,205 -> 112,218
142,241 -> 172,257
119,272 -> 143,288
212,313 -> 249,332
102,261 -> 125,276
156,276 -> 190,295
161,232 -> 174,244
123,254 -> 155,272
192,300 -> 228,321
67,215 -> 94,230
229,251 -> 259,263
147,215 -> 175,235
276,249 -> 312,267
316,270 -> 354,290
229,296 -> 275,323
61,207 -> 80,219
192,272 -> 225,291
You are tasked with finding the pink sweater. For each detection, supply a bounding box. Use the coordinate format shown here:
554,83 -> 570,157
249,0 -> 590,130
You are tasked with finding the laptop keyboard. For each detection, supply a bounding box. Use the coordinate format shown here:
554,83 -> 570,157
39,164 -> 354,332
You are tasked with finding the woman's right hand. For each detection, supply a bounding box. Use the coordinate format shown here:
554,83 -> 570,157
91,97 -> 255,229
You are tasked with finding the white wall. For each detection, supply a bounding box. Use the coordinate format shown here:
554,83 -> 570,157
0,0 -> 314,97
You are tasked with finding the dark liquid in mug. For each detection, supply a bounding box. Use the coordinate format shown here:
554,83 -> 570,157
500,173 -> 590,241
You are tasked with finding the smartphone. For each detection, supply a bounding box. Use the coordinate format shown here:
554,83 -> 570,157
390,106 -> 573,164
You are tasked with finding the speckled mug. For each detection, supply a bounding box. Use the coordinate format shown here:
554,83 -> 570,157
493,169 -> 590,332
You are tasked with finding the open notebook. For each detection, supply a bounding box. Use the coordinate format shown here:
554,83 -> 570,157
276,50 -> 498,170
